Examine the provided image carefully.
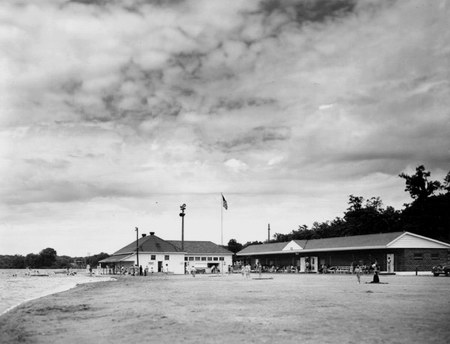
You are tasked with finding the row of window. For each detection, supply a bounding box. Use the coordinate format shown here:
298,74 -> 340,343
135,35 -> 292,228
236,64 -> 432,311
185,256 -> 225,262
150,255 -> 170,261
413,253 -> 441,260
147,255 -> 226,261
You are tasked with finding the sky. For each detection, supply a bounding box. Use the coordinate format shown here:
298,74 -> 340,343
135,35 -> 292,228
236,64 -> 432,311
1,0 -> 449,257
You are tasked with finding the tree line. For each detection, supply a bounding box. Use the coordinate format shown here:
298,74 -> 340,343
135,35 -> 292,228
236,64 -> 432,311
226,165 -> 450,253
0,247 -> 109,269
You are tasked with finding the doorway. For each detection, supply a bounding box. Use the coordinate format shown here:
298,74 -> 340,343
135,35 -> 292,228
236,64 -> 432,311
386,254 -> 394,273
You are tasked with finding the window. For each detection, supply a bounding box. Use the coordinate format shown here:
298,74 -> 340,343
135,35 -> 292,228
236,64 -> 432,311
195,257 -> 200,261
207,257 -> 212,261
431,253 -> 440,260
188,257 -> 194,261
219,257 -> 224,261
151,255 -> 156,260
164,255 -> 169,260
413,253 -> 423,260
185,257 -> 188,261
213,257 -> 218,261
201,257 -> 206,261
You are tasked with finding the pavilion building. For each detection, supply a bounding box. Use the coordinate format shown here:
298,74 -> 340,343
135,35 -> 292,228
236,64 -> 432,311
236,231 -> 450,274
100,232 -> 233,275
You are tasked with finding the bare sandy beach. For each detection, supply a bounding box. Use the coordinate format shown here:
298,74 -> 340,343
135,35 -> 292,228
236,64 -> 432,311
1,273 -> 449,344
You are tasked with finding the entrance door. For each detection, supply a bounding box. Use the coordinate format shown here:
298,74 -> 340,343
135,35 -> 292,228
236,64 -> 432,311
299,257 -> 306,272
310,256 -> 318,273
386,254 -> 394,273
158,261 -> 163,272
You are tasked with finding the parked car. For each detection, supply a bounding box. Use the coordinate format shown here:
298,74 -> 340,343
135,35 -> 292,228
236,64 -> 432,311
431,264 -> 450,276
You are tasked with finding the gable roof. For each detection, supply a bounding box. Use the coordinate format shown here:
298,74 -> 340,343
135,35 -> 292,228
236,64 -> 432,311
295,232 -> 404,251
168,240 -> 233,255
237,241 -> 295,255
236,232 -> 450,256
112,233 -> 182,255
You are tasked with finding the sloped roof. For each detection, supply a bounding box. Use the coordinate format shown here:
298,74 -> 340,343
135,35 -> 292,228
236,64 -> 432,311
99,254 -> 133,263
169,240 -> 232,255
297,232 -> 404,251
112,234 -> 182,255
237,241 -> 294,255
237,232 -> 450,256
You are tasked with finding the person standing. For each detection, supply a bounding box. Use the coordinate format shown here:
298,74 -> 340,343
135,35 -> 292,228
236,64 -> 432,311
355,265 -> 361,284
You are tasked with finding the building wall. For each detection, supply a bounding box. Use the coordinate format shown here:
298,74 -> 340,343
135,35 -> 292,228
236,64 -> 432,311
128,253 -> 185,274
185,254 -> 233,274
397,248 -> 449,272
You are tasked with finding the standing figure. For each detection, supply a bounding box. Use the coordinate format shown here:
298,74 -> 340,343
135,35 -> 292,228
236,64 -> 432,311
355,265 -> 361,284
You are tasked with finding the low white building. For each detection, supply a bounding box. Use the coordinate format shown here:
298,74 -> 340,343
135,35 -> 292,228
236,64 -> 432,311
169,240 -> 233,274
100,232 -> 233,275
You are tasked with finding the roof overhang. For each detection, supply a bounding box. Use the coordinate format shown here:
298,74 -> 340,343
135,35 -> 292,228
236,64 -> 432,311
99,254 -> 134,263
237,246 -> 389,256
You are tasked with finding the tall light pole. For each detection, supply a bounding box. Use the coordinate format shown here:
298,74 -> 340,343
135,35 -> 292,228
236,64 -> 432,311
179,204 -> 186,251
135,227 -> 139,271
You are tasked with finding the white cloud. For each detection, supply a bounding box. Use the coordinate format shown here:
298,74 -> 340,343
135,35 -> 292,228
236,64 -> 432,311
224,158 -> 249,173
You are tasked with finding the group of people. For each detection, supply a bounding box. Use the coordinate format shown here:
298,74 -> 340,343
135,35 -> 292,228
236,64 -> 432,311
354,261 -> 381,284
241,264 -> 252,278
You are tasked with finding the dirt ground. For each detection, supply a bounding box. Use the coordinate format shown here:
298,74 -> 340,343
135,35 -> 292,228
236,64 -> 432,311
1,273 -> 449,344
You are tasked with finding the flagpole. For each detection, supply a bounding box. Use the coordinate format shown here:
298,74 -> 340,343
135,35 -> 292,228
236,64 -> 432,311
221,194 -> 223,246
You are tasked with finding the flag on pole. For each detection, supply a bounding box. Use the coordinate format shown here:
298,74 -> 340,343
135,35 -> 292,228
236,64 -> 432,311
222,194 -> 228,210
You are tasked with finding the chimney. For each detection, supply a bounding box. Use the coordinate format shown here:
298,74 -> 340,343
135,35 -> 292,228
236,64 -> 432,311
142,233 -> 146,237
268,223 -> 271,242
150,232 -> 155,236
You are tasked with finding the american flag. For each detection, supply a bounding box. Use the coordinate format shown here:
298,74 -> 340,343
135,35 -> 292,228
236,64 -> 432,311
222,194 -> 228,210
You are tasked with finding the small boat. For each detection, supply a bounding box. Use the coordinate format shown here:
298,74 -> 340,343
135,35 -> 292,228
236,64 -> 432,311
25,269 -> 49,277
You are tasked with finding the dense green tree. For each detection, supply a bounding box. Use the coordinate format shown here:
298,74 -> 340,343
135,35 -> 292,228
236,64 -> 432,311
399,165 -> 441,202
443,171 -> 450,192
0,255 -> 25,268
85,252 -> 110,267
242,240 -> 263,249
25,253 -> 40,268
226,239 -> 243,254
39,248 -> 57,268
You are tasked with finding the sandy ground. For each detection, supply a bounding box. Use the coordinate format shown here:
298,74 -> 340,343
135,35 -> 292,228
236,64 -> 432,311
1,273 -> 449,344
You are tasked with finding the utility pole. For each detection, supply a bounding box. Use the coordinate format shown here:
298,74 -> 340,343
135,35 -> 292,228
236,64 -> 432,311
135,227 -> 139,270
268,223 -> 271,243
179,204 -> 186,251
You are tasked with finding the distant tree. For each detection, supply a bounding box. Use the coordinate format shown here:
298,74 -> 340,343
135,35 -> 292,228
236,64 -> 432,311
86,252 -> 110,267
242,240 -> 263,249
11,255 -> 26,269
39,248 -> 57,268
443,171 -> 450,193
227,239 -> 243,254
25,253 -> 40,268
0,255 -> 25,269
399,165 -> 441,202
54,255 -> 73,268
347,195 -> 364,212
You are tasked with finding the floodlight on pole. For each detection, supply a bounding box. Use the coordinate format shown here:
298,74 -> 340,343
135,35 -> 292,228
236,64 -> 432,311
179,204 -> 186,251
135,227 -> 139,272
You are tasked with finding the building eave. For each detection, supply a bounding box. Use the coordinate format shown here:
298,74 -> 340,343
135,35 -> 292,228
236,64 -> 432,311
237,246 -> 391,256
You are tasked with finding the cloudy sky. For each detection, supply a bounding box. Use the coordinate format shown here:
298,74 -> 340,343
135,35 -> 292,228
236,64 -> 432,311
1,0 -> 449,257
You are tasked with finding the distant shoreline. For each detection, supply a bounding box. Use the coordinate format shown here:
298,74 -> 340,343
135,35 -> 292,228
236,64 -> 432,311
0,271 -> 115,316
